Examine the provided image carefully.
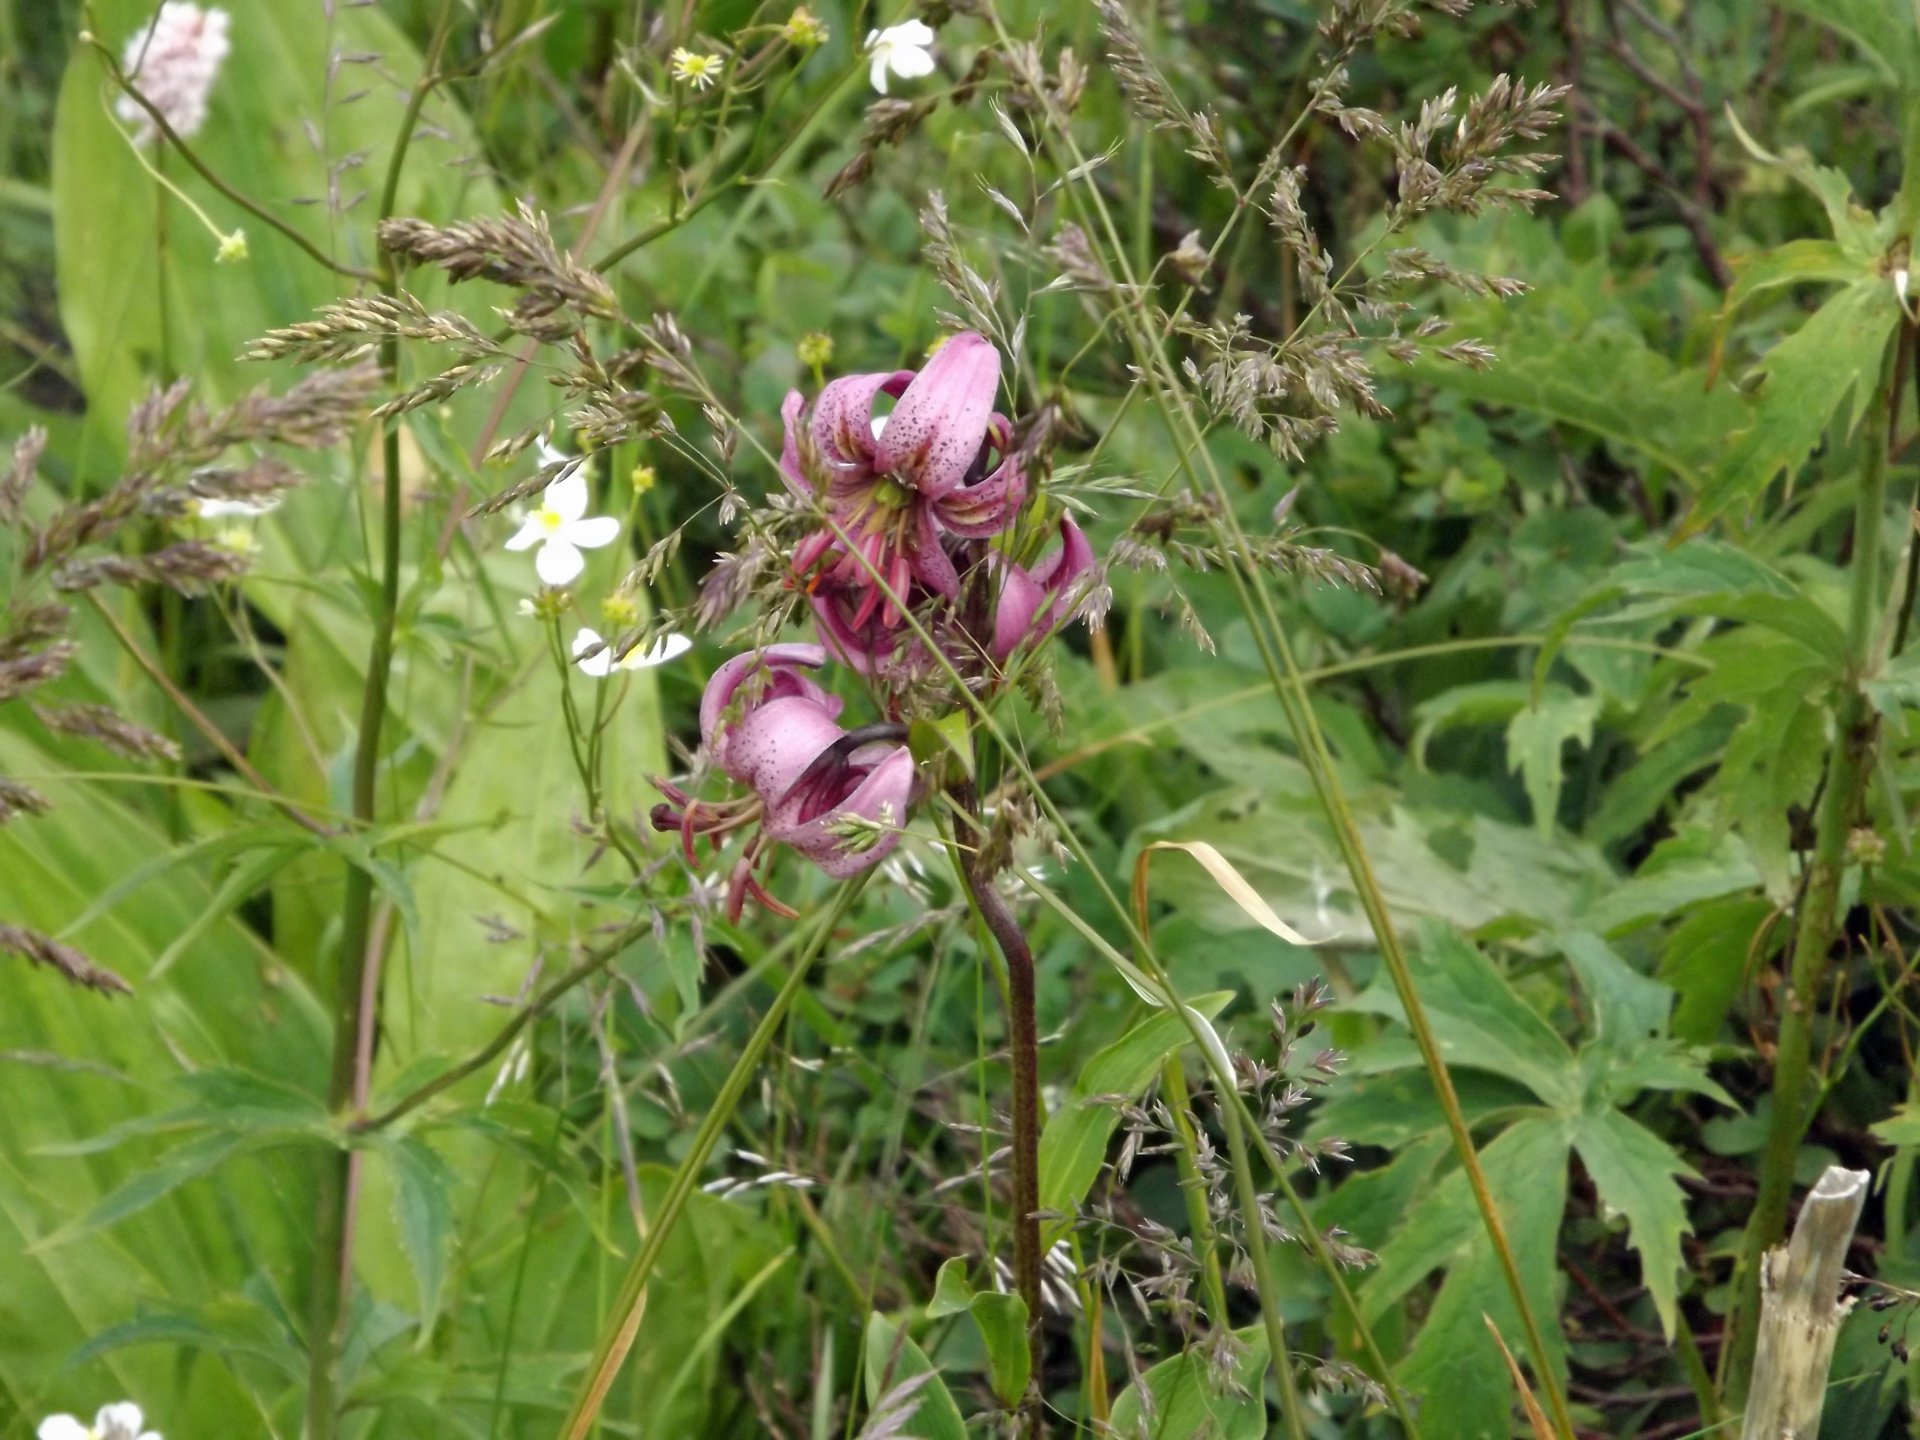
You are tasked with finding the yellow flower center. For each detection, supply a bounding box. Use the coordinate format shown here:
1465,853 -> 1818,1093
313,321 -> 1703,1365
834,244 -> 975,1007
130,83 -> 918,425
537,508 -> 565,534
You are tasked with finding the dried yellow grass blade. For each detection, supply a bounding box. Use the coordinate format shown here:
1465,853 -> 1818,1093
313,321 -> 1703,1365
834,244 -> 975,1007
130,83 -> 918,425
1484,1314 -> 1556,1440
1139,840 -> 1315,945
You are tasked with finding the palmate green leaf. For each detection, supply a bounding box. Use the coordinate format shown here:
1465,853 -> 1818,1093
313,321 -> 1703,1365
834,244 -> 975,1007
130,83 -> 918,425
1570,1108 -> 1697,1339
861,1314 -> 969,1440
1686,277 -> 1899,531
1559,933 -> 1670,1053
1345,923 -> 1580,1110
1659,896 -> 1777,1043
1409,310 -> 1747,494
1105,1324 -> 1269,1440
1361,1118 -> 1570,1440
1036,993 -> 1232,1244
1584,826 -> 1763,937
1505,685 -> 1600,834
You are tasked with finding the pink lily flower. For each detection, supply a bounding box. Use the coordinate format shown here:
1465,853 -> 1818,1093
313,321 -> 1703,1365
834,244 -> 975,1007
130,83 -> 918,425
655,645 -> 917,914
989,517 -> 1097,663
780,332 -> 1027,611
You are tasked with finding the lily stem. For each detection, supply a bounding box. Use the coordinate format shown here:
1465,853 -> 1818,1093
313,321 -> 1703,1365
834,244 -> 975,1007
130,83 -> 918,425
954,782 -> 1044,1425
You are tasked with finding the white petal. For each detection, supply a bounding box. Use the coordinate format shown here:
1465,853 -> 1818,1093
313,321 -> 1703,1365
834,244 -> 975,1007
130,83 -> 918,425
621,633 -> 694,669
38,1417 -> 90,1440
535,537 -> 585,586
503,515 -> 545,551
891,20 -> 936,46
545,466 -> 590,523
889,44 -> 936,80
571,628 -> 614,678
869,53 -> 890,93
562,515 -> 621,551
97,1405 -> 144,1440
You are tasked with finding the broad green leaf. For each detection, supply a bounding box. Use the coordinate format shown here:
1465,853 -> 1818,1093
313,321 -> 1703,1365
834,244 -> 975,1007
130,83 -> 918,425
380,1134 -> 456,1334
1106,1325 -> 1269,1440
1364,1118 -> 1571,1440
968,1292 -> 1031,1408
1571,1108 -> 1697,1339
1609,539 -> 1798,600
1505,685 -> 1600,833
1037,994 -> 1232,1242
1688,277 -> 1898,529
1659,897 -> 1776,1043
1558,933 -> 1671,1054
1345,924 -> 1580,1110
862,1314 -> 968,1440
927,1256 -> 974,1319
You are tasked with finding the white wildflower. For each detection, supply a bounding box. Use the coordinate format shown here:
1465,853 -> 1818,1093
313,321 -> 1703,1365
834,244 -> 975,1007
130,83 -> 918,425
504,443 -> 620,586
864,20 -> 935,95
191,495 -> 278,520
571,626 -> 693,677
116,4 -> 231,144
669,48 -> 725,90
39,1402 -> 161,1440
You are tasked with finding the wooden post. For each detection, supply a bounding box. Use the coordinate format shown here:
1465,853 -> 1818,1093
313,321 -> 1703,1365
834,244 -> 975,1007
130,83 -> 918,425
1741,1165 -> 1870,1440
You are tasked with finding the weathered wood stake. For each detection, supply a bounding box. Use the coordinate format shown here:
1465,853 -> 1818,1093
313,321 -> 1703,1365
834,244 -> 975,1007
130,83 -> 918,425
1740,1164 -> 1870,1440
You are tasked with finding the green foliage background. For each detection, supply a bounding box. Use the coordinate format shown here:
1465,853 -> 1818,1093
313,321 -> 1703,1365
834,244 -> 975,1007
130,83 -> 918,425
4,1 -> 1920,1437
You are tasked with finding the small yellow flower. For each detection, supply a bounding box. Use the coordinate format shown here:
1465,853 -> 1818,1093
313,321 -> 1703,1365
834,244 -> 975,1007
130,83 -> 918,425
670,48 -> 724,90
211,524 -> 258,556
630,464 -> 657,496
215,228 -> 248,264
796,332 -> 834,370
782,7 -> 829,48
600,592 -> 641,629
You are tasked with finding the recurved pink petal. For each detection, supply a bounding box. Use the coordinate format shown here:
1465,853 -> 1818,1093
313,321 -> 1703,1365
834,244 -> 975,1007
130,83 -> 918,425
876,333 -> 1000,496
811,589 -> 898,674
721,694 -> 847,796
699,644 -> 839,754
933,455 -> 1026,538
810,370 -> 914,472
989,562 -> 1048,663
770,744 -> 917,878
777,389 -> 812,499
1032,515 -> 1095,591
906,504 -> 960,598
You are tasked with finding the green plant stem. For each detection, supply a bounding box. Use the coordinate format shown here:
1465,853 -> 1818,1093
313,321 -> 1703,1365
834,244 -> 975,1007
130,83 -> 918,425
952,783 -> 1045,1420
303,15 -> 456,1437
1160,1057 -> 1229,1322
555,875 -> 868,1440
1722,331 -> 1900,1400
1218,1088 -> 1310,1440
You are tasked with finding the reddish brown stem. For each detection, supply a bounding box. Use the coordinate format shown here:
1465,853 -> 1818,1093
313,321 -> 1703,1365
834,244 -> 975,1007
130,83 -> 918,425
955,783 -> 1043,1419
